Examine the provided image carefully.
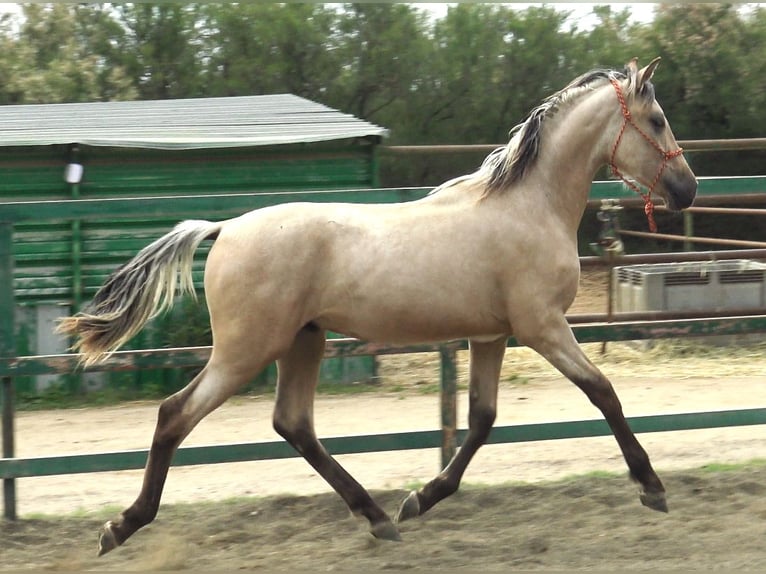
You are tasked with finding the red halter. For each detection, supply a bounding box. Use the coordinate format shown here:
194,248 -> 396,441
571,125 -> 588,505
608,78 -> 684,233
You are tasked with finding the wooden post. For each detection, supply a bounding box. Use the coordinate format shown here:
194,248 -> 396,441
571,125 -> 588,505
0,222 -> 17,519
439,346 -> 458,469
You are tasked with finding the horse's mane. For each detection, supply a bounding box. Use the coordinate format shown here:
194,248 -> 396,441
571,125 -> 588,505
481,68 -> 631,194
428,64 -> 656,199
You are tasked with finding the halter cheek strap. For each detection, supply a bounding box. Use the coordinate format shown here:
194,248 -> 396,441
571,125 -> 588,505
608,78 -> 684,233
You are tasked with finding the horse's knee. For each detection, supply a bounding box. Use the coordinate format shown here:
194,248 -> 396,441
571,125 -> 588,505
576,374 -> 623,416
468,404 -> 496,441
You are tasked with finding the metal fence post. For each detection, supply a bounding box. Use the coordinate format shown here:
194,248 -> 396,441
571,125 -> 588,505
684,211 -> 695,252
439,346 -> 458,469
0,222 -> 16,519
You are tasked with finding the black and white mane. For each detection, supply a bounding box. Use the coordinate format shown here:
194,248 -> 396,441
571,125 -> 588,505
476,65 -> 655,194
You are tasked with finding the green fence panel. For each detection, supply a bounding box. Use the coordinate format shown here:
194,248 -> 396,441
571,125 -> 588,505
3,408 -> 765,480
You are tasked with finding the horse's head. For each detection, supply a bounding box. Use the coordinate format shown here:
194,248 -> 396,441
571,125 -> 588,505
608,57 -> 697,212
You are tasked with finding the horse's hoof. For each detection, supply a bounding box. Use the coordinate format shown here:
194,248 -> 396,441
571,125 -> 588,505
97,521 -> 119,557
394,490 -> 421,523
640,490 -> 669,513
370,518 -> 401,542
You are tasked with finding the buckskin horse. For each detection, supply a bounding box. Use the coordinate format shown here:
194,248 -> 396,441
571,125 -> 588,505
57,57 -> 697,555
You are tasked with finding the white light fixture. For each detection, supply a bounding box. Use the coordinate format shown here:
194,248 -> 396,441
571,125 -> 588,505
64,162 -> 84,184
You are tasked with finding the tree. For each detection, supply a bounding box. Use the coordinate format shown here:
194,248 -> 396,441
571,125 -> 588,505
331,3 -> 431,121
199,3 -> 341,99
111,3 -> 203,100
381,4 -> 592,186
0,4 -> 135,103
633,4 -> 765,176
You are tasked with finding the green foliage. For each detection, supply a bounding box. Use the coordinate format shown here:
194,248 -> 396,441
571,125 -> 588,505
0,4 -> 137,103
2,4 -> 763,150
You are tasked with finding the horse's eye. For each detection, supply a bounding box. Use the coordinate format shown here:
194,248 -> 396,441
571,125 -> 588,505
650,114 -> 666,130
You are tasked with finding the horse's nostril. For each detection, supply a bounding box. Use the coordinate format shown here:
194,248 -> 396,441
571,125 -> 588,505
663,174 -> 697,211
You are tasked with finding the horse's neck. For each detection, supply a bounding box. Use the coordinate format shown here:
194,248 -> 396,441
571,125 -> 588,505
524,87 -> 617,234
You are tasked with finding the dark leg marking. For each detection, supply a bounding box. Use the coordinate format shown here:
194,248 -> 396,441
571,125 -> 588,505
274,325 -> 400,540
397,338 -> 505,522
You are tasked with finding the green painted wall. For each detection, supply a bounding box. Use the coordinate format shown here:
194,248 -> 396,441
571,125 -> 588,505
1,140 -> 380,394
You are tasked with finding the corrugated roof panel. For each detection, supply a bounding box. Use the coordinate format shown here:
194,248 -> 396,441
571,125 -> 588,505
0,94 -> 389,150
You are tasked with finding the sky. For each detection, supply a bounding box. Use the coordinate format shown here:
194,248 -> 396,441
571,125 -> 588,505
413,2 -> 656,25
0,3 -> 760,30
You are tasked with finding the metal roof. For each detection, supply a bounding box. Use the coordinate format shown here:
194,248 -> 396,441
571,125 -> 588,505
0,94 -> 389,150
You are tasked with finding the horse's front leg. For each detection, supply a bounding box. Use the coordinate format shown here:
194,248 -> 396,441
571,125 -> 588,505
520,315 -> 667,512
396,337 -> 506,522
273,325 -> 400,541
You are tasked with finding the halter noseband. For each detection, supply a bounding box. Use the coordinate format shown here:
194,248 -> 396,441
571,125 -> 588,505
608,78 -> 684,233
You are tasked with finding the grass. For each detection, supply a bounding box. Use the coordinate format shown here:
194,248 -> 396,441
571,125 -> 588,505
316,379 -> 380,396
503,373 -> 530,385
14,377 -> 375,411
457,458 -> 766,492
698,458 -> 766,473
15,384 -> 167,412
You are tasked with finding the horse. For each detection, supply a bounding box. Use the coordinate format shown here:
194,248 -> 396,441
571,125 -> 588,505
57,57 -> 697,556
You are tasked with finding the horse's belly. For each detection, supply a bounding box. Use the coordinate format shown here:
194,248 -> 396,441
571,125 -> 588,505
316,300 -> 509,345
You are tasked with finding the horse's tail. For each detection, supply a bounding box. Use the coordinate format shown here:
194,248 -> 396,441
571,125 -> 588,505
56,219 -> 224,366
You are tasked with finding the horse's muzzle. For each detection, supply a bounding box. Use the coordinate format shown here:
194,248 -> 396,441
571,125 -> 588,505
662,173 -> 697,211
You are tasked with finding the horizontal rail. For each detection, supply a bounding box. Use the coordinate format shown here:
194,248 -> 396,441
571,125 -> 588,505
619,229 -> 766,249
0,188 -> 430,223
0,176 -> 762,223
672,206 -> 766,216
3,314 -> 765,377
588,194 -> 766,210
568,308 -> 766,324
381,138 -> 766,154
3,408 -> 765,479
590,175 -> 766,201
579,248 -> 766,267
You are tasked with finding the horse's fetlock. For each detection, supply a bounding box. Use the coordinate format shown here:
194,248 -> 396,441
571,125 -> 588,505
429,473 -> 460,499
123,501 -> 158,528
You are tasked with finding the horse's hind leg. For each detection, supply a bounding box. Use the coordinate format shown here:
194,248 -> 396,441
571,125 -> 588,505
396,337 -> 506,522
521,316 -> 667,512
273,324 -> 400,541
97,354 -> 273,556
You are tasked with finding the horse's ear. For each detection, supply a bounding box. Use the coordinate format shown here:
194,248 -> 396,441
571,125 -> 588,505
637,57 -> 661,91
625,57 -> 639,87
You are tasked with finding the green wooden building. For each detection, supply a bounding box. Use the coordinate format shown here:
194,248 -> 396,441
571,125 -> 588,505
0,94 -> 388,394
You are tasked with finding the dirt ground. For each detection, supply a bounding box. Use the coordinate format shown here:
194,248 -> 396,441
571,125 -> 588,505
2,268 -> 766,570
